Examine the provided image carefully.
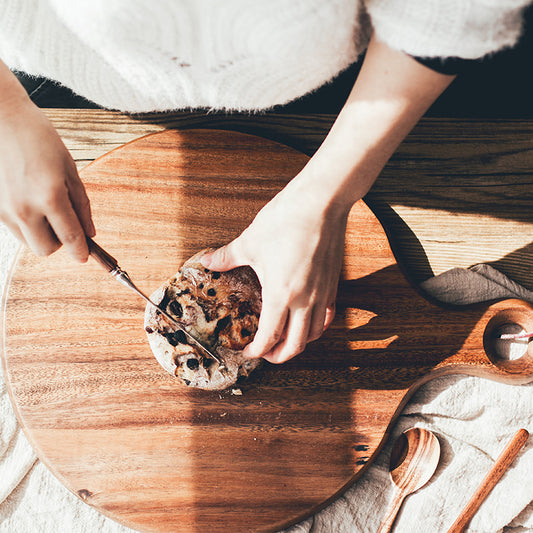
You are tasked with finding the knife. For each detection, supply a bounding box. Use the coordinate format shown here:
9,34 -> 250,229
86,237 -> 223,366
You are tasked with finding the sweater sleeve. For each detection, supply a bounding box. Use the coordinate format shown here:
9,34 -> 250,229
366,0 -> 531,60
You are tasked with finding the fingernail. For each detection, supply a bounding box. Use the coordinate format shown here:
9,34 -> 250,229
200,253 -> 212,268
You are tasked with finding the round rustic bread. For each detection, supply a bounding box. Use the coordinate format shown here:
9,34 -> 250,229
144,250 -> 262,390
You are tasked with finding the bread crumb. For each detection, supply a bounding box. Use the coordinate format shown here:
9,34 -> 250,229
231,388 -> 243,396
220,412 -> 227,417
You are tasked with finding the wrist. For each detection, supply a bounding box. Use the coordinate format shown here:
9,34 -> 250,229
285,162 -> 358,225
292,143 -> 375,215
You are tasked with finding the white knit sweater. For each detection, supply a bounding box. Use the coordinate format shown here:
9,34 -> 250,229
0,0 -> 529,112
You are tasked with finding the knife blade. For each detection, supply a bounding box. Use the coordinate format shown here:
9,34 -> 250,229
86,238 -> 223,366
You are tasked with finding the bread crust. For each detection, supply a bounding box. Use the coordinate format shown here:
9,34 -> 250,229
144,250 -> 262,390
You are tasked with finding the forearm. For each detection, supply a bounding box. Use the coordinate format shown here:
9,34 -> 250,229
199,35 -> 456,363
0,58 -> 30,111
294,34 -> 455,214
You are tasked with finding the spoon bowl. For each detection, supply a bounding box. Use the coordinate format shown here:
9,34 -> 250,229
377,427 -> 441,533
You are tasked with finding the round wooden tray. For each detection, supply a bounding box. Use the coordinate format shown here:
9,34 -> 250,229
2,129 -> 533,533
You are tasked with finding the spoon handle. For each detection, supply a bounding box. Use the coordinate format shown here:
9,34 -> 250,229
377,485 -> 407,533
447,428 -> 529,533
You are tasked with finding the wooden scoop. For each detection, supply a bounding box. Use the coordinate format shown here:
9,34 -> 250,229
377,428 -> 441,533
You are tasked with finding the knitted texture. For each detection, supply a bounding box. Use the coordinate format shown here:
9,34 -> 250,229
367,0 -> 529,59
0,1 -> 530,111
0,0 -> 364,112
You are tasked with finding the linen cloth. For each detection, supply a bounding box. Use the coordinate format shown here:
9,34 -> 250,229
1,223 -> 532,533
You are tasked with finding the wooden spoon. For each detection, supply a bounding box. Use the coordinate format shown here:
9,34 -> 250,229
377,428 -> 441,533
447,428 -> 529,533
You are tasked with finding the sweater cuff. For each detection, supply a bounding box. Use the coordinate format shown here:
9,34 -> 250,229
367,0 -> 527,60
411,55 -> 477,75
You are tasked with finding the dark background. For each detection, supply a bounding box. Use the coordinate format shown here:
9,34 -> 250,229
16,4 -> 533,119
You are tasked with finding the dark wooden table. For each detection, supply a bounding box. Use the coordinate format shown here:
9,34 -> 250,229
45,109 -> 533,291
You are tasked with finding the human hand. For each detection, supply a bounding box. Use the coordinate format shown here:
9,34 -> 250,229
201,176 -> 348,364
0,92 -> 95,262
200,35 -> 456,363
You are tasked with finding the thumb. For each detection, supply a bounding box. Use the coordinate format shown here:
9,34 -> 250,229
200,240 -> 243,272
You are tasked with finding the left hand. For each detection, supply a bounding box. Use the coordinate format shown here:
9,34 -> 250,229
200,175 -> 348,364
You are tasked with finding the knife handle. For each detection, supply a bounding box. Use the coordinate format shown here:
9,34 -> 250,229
87,237 -> 120,273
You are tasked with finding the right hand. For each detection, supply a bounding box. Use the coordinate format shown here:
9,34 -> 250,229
0,92 -> 95,262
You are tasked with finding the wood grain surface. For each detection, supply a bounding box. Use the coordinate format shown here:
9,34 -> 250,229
2,129 -> 533,533
44,109 -> 533,290
377,428 -> 440,533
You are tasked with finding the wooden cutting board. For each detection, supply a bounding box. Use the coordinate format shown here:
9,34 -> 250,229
2,129 -> 533,533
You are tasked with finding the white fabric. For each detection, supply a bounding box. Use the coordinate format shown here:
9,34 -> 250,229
0,0 -> 530,112
1,223 -> 532,532
369,0 -> 528,59
0,0 -> 365,112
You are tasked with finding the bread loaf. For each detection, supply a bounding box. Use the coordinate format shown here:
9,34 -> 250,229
144,250 -> 262,390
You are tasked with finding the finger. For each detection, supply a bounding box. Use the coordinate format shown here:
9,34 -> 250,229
200,240 -> 244,272
243,293 -> 289,359
307,303 -> 327,342
263,307 -> 312,364
18,215 -> 61,257
323,302 -> 336,330
44,191 -> 89,262
0,218 -> 24,242
66,167 -> 95,238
